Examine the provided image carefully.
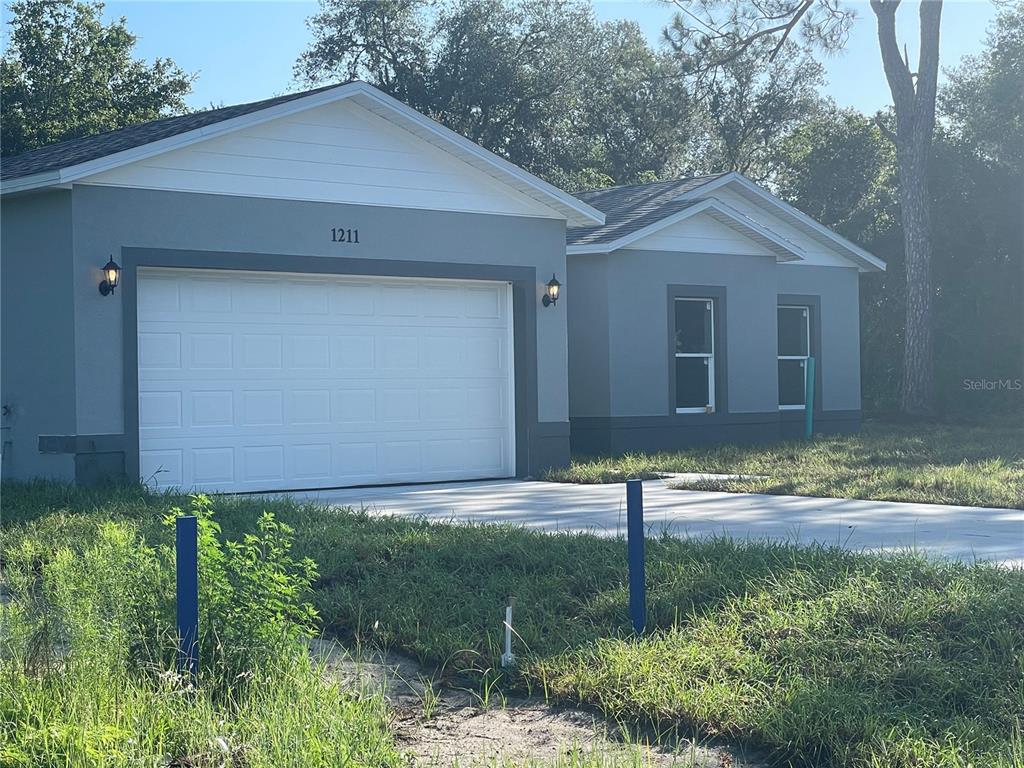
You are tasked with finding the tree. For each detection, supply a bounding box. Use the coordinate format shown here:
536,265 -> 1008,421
772,107 -> 896,235
771,6 -> 1024,419
664,26 -> 826,179
1,0 -> 193,157
869,0 -> 942,417
932,4 -> 1024,416
668,0 -> 944,416
941,2 -> 1024,173
772,107 -> 903,412
296,0 -> 692,189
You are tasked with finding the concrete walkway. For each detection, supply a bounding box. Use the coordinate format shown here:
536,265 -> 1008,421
280,479 -> 1024,566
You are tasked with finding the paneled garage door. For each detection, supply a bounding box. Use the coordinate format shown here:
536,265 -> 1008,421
137,268 -> 515,492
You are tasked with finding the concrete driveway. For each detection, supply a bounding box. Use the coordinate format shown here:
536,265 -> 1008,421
281,479 -> 1024,566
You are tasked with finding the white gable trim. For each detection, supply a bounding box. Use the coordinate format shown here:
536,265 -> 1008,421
1,82 -> 604,227
566,198 -> 805,261
677,172 -> 885,272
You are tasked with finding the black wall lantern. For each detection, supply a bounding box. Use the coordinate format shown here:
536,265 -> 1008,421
542,273 -> 561,307
98,257 -> 121,296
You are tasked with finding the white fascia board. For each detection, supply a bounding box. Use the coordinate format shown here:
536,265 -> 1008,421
566,243 -> 612,255
0,170 -> 63,195
566,198 -> 805,261
678,172 -> 886,272
1,81 -> 605,227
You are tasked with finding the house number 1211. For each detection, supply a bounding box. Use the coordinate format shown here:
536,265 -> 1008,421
331,228 -> 360,244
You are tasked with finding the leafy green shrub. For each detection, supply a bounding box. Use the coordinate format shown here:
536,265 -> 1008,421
165,495 -> 319,693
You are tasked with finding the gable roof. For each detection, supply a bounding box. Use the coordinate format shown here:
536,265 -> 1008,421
0,84 -> 344,182
567,172 -> 884,272
674,172 -> 885,271
575,197 -> 806,262
0,81 -> 604,227
566,175 -> 726,247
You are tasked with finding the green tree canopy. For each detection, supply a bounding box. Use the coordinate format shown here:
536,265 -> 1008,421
930,3 -> 1024,415
771,106 -> 896,235
664,24 -> 826,180
941,2 -> 1024,173
1,0 -> 194,157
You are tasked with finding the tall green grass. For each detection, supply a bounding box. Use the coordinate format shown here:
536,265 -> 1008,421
3,482 -> 1022,767
0,499 -> 400,767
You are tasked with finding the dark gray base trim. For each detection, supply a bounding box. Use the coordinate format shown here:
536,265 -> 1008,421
39,434 -> 126,454
527,421 -> 570,477
779,409 -> 860,439
38,434 -> 128,486
75,452 -> 128,486
570,411 -> 861,456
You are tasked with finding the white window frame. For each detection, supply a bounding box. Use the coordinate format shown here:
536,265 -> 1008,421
674,298 -> 715,414
778,305 -> 810,411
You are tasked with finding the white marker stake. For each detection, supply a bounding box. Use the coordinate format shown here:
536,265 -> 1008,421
501,598 -> 516,667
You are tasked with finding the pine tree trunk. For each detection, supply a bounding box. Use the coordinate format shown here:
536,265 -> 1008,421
871,0 -> 942,417
896,139 -> 934,415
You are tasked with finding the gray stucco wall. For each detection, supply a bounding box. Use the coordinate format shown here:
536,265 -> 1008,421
605,249 -> 779,416
565,253 -> 611,417
567,248 -> 862,455
776,263 -> 862,412
1,183 -> 573,484
1,190 -> 77,480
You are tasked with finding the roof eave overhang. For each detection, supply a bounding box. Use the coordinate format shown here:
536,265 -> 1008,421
1,170 -> 64,195
677,172 -> 886,272
0,82 -> 605,227
566,198 -> 806,262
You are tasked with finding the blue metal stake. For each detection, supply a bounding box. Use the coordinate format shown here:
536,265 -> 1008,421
804,356 -> 816,439
176,515 -> 199,681
626,479 -> 646,634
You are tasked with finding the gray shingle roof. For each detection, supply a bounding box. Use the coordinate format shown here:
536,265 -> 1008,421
1,83 -> 350,181
566,174 -> 728,246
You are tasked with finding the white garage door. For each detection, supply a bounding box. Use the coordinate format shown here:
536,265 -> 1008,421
137,268 -> 515,492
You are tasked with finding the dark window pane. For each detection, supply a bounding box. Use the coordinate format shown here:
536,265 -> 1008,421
778,307 -> 808,357
675,300 -> 712,354
779,359 -> 807,406
676,357 -> 710,409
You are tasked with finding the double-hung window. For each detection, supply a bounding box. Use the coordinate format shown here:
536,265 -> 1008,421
778,305 -> 811,409
674,298 -> 715,413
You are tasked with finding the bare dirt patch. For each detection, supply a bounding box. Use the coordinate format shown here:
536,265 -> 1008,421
313,638 -> 764,767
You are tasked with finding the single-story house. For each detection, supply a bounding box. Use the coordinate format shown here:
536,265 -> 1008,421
0,81 -> 883,493
565,174 -> 885,456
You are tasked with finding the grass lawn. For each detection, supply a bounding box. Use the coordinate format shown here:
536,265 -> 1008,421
3,482 -> 1022,767
546,421 -> 1024,509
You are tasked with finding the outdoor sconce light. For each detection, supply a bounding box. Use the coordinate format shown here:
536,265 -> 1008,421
542,273 -> 561,307
98,257 -> 121,296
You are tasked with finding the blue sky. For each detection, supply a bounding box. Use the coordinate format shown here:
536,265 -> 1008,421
5,0 -> 999,114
